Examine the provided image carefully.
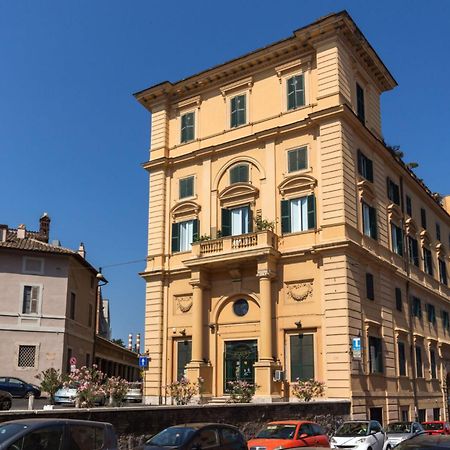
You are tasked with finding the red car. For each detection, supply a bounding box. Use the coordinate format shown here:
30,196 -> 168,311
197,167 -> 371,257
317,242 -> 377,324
248,420 -> 330,450
422,421 -> 450,435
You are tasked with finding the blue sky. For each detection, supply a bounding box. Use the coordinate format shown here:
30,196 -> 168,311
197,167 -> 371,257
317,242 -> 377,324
1,1 -> 449,344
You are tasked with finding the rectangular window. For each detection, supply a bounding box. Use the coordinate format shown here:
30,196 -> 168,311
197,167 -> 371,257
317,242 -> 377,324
221,206 -> 252,237
395,287 -> 402,312
423,247 -> 433,276
356,82 -> 365,123
368,336 -> 383,374
357,150 -> 373,182
180,112 -> 195,143
430,349 -> 437,379
439,259 -> 448,286
436,223 -> 441,241
287,147 -> 308,173
281,195 -> 316,234
398,341 -> 406,376
418,409 -> 426,423
421,208 -> 427,229
362,202 -> 377,240
230,94 -> 246,128
171,219 -> 199,253
287,74 -> 305,110
177,340 -> 192,381
415,346 -> 423,377
290,334 -> 314,381
406,195 -> 412,216
18,345 -> 36,368
179,176 -> 194,199
230,164 -> 249,184
412,296 -> 422,319
433,408 -> 440,421
366,273 -> 375,300
387,178 -> 401,205
391,223 -> 404,256
408,236 -> 419,267
427,303 -> 436,324
22,286 -> 40,315
443,310 -> 450,332
69,293 -> 76,320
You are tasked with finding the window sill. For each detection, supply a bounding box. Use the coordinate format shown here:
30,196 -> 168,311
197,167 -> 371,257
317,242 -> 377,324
171,250 -> 192,256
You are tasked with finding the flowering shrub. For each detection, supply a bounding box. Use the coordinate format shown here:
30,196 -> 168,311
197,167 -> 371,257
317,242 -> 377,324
36,368 -> 64,405
104,376 -> 129,406
291,378 -> 325,402
165,377 -> 199,405
64,365 -> 105,408
227,380 -> 258,403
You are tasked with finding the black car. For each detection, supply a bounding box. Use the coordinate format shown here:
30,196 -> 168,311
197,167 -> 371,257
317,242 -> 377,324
396,433 -> 450,449
0,377 -> 41,398
0,418 -> 118,449
0,390 -> 12,411
143,423 -> 247,450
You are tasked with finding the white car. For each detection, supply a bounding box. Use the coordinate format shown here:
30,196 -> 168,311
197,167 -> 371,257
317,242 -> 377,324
330,421 -> 391,450
54,385 -> 106,406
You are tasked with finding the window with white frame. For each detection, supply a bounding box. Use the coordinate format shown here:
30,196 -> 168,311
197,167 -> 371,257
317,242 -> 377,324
391,222 -> 404,256
362,201 -> 377,240
171,219 -> 199,253
22,286 -> 40,315
281,195 -> 316,234
221,205 -> 252,237
180,111 -> 195,143
230,94 -> 246,128
286,74 -> 305,110
18,345 -> 36,368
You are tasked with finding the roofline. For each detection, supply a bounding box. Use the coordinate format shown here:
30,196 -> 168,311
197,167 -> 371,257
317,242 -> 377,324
134,10 -> 397,108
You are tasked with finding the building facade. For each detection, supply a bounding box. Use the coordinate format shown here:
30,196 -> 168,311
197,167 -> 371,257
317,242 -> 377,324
136,11 -> 450,423
0,215 -> 139,384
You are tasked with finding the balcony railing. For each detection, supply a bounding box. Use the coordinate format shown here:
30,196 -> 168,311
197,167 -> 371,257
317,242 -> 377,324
191,230 -> 278,258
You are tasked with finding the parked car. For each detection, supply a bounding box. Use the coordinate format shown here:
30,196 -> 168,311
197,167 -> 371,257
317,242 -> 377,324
53,384 -> 106,406
330,421 -> 391,450
421,421 -> 450,435
0,390 -> 12,411
0,377 -> 40,399
248,420 -> 330,450
0,418 -> 118,449
386,422 -> 424,446
125,381 -> 143,403
143,423 -> 247,450
395,433 -> 450,449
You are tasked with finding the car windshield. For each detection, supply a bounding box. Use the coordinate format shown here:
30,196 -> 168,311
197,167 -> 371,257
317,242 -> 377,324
256,424 -> 297,439
128,383 -> 142,390
422,423 -> 444,430
0,424 -> 28,444
147,427 -> 196,447
387,423 -> 411,434
335,422 -> 369,437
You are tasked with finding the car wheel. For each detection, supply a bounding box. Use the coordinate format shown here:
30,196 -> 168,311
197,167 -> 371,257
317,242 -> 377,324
386,446 -> 391,450
1,399 -> 11,410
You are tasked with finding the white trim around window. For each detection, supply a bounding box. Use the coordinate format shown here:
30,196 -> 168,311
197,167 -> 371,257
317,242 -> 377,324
286,145 -> 309,174
20,283 -> 43,316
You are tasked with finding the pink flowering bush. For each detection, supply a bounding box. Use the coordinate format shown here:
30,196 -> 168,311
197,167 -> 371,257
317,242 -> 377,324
165,377 -> 200,405
227,380 -> 258,403
291,378 -> 325,402
104,376 -> 129,406
64,365 -> 105,408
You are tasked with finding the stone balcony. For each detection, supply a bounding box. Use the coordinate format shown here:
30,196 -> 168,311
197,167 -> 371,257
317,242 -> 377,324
184,230 -> 279,268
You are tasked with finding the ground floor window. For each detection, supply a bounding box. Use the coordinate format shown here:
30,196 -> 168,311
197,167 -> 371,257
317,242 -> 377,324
400,407 -> 409,421
176,340 -> 192,381
289,333 -> 314,382
433,408 -> 441,421
418,409 -> 426,422
369,407 -> 383,424
18,345 -> 36,368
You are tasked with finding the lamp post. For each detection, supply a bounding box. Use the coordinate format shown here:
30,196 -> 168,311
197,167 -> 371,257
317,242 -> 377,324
92,268 -> 108,370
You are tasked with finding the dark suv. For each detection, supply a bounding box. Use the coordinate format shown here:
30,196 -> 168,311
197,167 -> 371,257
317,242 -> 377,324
0,377 -> 41,398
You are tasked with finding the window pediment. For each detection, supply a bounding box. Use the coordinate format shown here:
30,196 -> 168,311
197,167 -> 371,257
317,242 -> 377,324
278,174 -> 316,198
357,178 -> 375,201
387,203 -> 402,223
219,183 -> 258,207
405,218 -> 417,236
220,77 -> 253,97
171,201 -> 200,220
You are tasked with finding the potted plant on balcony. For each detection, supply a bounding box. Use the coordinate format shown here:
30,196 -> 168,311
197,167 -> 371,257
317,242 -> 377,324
254,215 -> 275,232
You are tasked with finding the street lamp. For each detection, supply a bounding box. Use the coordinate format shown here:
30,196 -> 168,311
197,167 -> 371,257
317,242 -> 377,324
93,268 -> 109,370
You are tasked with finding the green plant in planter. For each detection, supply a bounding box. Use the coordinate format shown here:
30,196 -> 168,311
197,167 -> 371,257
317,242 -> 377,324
291,378 -> 325,402
227,380 -> 259,403
254,215 -> 275,231
193,234 -> 212,242
35,368 -> 64,405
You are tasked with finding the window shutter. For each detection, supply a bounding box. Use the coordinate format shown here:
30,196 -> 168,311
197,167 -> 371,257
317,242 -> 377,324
171,223 -> 180,253
366,158 -> 373,182
281,200 -> 291,234
396,226 -> 403,256
230,97 -> 237,128
221,208 -> 231,237
297,74 -> 305,106
192,219 -> 199,243
357,150 -> 362,175
366,273 -> 374,300
307,194 -> 316,229
30,287 -> 39,313
369,206 -> 377,240
247,207 -> 253,233
386,177 -> 391,201
239,95 -> 246,125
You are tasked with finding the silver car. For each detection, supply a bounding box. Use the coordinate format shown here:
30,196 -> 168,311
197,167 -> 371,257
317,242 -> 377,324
125,382 -> 143,402
386,422 -> 424,447
54,384 -> 106,406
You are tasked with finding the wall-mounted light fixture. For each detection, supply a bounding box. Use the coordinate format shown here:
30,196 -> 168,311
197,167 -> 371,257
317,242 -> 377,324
208,323 -> 215,333
295,320 -> 302,328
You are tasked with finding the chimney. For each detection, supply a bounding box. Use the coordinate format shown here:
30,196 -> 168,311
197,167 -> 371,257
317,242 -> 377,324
128,334 -> 133,351
0,225 -> 7,242
443,196 -> 450,215
17,224 -> 26,239
78,242 -> 86,259
136,333 -> 141,354
39,213 -> 51,243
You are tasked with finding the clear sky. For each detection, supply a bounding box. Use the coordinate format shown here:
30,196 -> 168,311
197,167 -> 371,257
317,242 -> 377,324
1,0 -> 449,344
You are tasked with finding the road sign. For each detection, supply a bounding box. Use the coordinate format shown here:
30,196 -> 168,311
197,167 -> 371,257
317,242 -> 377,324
70,356 -> 77,365
352,337 -> 362,360
139,356 -> 149,369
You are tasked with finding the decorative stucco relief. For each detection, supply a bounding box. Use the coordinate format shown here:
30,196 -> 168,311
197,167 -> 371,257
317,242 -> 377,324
285,280 -> 313,302
175,295 -> 193,313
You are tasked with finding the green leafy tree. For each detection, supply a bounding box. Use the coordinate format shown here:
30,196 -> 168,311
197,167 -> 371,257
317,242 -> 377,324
35,368 -> 64,405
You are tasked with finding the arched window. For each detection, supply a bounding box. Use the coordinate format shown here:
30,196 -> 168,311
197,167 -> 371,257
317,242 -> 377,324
229,164 -> 249,184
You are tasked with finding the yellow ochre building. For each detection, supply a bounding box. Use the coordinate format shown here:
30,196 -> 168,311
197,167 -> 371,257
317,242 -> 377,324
134,11 -> 450,422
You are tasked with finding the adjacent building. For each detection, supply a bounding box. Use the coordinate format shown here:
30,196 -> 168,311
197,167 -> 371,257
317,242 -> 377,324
0,214 -> 139,384
135,11 -> 450,423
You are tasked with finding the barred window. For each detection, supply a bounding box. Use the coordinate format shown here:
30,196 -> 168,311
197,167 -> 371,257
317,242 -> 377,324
18,345 -> 36,368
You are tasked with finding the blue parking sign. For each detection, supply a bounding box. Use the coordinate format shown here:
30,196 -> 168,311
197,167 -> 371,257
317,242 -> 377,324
352,337 -> 361,359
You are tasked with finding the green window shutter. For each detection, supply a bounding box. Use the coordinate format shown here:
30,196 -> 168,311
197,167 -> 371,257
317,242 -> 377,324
247,206 -> 253,233
230,96 -> 237,128
357,150 -> 363,176
221,208 -> 231,237
171,223 -> 180,253
290,334 -> 314,382
307,194 -> 316,230
366,157 -> 373,182
239,95 -> 246,125
369,206 -> 377,240
192,219 -> 199,243
296,74 -> 305,107
281,200 -> 291,234
396,226 -> 403,256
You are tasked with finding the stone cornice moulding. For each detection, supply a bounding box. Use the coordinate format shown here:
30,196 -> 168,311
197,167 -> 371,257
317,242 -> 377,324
275,54 -> 313,82
175,95 -> 202,112
278,174 -> 317,198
